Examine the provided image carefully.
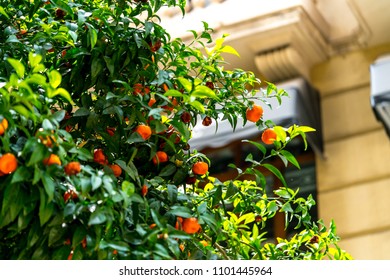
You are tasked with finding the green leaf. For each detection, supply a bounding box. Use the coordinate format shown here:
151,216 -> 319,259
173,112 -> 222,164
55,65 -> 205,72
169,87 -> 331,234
242,140 -> 266,156
267,201 -> 278,213
73,107 -> 90,117
11,166 -> 31,184
52,88 -> 73,103
88,210 -> 107,226
262,163 -> 287,187
48,70 -> 62,88
177,77 -> 192,92
167,184 -> 178,202
274,188 -> 292,199
273,126 -> 287,142
0,6 -> 9,18
72,226 -> 87,248
26,143 -> 46,166
159,163 -> 177,177
28,53 -> 42,68
91,174 -> 102,190
191,85 -> 219,100
116,160 -> 138,182
48,226 -> 65,247
220,45 -> 240,57
7,58 -> 25,78
12,105 -> 32,121
164,89 -> 183,98
88,27 -> 98,49
279,150 -> 300,169
167,206 -> 192,218
281,202 -> 294,213
41,174 -> 55,202
39,188 -> 54,226
189,100 -> 205,113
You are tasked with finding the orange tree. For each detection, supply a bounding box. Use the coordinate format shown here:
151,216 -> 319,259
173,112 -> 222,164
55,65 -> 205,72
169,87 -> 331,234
0,0 -> 351,260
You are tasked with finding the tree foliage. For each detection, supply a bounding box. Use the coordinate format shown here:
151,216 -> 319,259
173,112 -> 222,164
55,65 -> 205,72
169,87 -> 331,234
0,0 -> 351,260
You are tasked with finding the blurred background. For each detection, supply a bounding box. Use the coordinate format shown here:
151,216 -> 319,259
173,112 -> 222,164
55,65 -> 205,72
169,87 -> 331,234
158,0 -> 390,259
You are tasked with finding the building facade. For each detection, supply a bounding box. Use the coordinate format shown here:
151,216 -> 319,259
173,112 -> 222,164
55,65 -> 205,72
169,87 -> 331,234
160,0 -> 390,259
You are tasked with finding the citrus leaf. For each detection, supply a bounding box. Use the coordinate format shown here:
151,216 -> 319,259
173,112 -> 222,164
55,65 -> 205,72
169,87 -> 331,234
7,58 -> 25,78
262,163 -> 287,187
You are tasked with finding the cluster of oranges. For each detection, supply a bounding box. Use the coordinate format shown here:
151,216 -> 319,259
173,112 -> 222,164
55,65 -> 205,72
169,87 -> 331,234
0,118 -> 18,176
93,149 -> 122,177
245,104 -> 278,145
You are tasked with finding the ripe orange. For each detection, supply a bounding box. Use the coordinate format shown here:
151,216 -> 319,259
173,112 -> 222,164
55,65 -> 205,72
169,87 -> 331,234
152,151 -> 168,165
109,164 -> 122,177
133,83 -> 151,96
106,127 -> 116,136
0,153 -> 18,176
162,97 -> 178,111
135,124 -> 152,140
175,217 -> 183,230
182,217 -> 201,234
141,185 -> 148,196
63,189 -> 78,202
0,118 -> 9,136
93,149 -> 108,165
64,161 -> 81,175
261,128 -> 277,145
43,154 -> 62,166
148,97 -> 156,107
192,161 -> 208,175
246,104 -> 263,123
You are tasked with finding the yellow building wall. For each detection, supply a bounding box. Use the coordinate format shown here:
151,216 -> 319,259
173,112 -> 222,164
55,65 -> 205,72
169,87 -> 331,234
311,43 -> 390,259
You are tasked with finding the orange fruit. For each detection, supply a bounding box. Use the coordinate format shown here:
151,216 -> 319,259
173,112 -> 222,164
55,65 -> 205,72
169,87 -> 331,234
200,240 -> 208,247
135,124 -> 152,140
179,244 -> 185,252
175,217 -> 183,230
81,237 -> 87,249
0,153 -> 18,175
192,161 -> 208,175
133,83 -> 150,96
162,97 -> 178,111
43,154 -> 61,166
93,149 -> 108,165
64,161 -> 81,175
149,39 -> 162,52
261,128 -> 277,145
109,164 -> 122,177
182,217 -> 201,234
246,104 -> 263,122
106,127 -> 116,136
63,189 -> 78,202
148,97 -> 156,107
0,118 -> 9,136
152,151 -> 168,165
141,185 -> 148,196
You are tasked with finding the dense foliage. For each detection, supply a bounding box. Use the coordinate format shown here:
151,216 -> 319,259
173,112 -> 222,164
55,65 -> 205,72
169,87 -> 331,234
0,0 -> 351,260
